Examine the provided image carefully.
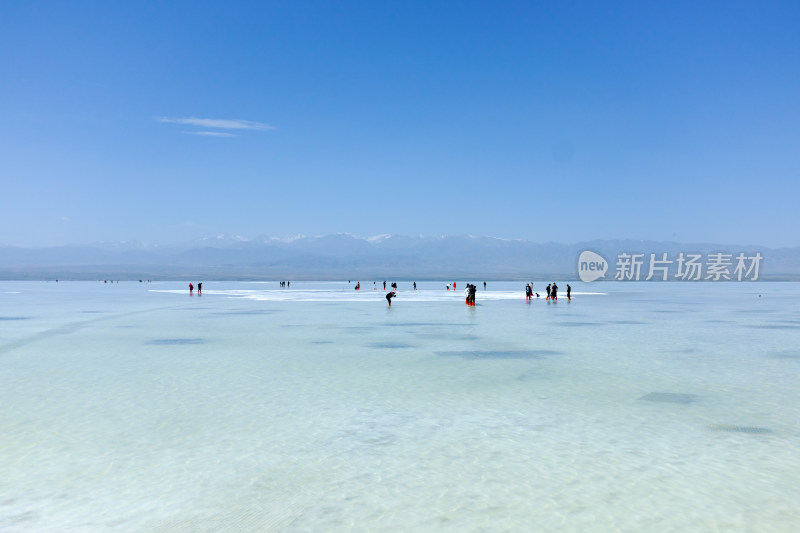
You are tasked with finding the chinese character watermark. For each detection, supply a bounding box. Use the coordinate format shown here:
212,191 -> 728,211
578,250 -> 763,282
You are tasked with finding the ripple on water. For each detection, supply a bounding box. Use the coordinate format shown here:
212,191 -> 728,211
418,333 -> 480,341
210,310 -> 279,316
767,351 -> 800,360
639,392 -> 699,404
435,350 -> 561,360
383,322 -> 473,327
368,342 -> 415,349
146,338 -> 205,345
708,424 -> 773,435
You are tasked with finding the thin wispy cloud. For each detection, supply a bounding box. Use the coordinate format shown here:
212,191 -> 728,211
183,131 -> 237,137
158,117 -> 274,130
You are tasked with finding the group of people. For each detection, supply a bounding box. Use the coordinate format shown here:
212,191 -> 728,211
384,280 -> 483,307
181,279 -> 573,304
525,282 -> 572,301
464,284 -> 477,306
545,282 -> 571,301
387,281 -> 482,307
447,281 -> 487,291
352,281 -> 417,291
183,279 -> 572,302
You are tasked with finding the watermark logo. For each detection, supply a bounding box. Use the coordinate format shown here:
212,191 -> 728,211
578,250 -> 764,281
578,250 -> 608,282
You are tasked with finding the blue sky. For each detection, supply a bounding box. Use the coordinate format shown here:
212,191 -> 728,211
2,1 -> 798,247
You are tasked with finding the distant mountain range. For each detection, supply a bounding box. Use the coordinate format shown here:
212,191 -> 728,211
1,234 -> 798,280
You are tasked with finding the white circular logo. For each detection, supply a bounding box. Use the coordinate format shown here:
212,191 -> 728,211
578,250 -> 608,282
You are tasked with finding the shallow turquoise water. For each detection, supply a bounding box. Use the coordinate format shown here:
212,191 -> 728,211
1,281 -> 799,531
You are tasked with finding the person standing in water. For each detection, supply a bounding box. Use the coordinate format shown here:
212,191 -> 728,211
567,284 -> 571,300
189,283 -> 194,294
546,283 -> 551,300
551,282 -> 558,301
413,282 -> 417,290
525,283 -> 532,301
386,291 -> 396,306
198,282 -> 202,294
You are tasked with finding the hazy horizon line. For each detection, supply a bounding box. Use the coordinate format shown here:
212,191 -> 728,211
1,233 -> 795,250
